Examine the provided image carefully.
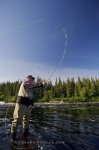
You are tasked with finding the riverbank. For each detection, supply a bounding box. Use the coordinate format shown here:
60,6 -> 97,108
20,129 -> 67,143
1,101 -> 99,107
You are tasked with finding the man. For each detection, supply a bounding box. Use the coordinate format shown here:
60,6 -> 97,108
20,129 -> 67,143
10,75 -> 44,142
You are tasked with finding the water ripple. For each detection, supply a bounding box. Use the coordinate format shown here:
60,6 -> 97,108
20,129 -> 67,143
0,103 -> 99,149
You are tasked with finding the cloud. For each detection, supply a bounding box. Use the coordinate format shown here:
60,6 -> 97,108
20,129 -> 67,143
0,19 -> 44,37
0,59 -> 98,83
0,59 -> 56,82
56,67 -> 99,81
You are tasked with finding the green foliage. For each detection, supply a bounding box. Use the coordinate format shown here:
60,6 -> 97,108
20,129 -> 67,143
0,94 -> 5,101
4,96 -> 16,103
0,77 -> 99,103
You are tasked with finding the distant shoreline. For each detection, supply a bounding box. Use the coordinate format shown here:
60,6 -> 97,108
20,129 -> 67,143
0,101 -> 99,107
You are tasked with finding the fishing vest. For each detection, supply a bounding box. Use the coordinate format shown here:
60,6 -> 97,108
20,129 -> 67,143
18,82 -> 34,100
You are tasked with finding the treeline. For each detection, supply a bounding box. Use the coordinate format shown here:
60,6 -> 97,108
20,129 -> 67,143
0,77 -> 99,103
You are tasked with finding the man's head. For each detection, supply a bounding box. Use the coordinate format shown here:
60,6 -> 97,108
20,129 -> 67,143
27,75 -> 35,82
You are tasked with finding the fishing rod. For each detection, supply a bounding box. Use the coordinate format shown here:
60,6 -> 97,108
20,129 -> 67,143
47,27 -> 67,82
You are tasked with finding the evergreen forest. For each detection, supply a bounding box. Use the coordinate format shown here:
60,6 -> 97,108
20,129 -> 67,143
0,77 -> 99,103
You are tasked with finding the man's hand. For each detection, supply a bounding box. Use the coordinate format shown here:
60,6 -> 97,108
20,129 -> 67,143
42,80 -> 50,88
42,80 -> 48,84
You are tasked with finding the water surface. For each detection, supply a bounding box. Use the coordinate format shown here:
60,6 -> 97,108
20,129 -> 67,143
0,103 -> 99,150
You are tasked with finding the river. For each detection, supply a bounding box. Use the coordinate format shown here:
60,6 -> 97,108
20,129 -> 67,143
0,103 -> 99,150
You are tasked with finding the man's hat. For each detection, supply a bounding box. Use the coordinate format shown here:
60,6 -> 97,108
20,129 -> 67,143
27,75 -> 35,79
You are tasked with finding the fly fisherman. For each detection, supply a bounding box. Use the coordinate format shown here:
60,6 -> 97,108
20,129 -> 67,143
10,75 -> 44,142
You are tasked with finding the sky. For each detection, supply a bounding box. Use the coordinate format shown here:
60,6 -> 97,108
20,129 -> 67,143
0,0 -> 99,83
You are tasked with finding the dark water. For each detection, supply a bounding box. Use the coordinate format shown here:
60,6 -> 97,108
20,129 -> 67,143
0,103 -> 99,150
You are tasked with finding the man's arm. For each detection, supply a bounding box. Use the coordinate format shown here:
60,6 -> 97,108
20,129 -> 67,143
23,81 -> 44,89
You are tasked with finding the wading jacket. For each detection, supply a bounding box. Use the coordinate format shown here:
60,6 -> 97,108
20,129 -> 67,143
16,80 -> 43,106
